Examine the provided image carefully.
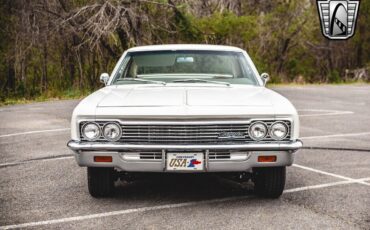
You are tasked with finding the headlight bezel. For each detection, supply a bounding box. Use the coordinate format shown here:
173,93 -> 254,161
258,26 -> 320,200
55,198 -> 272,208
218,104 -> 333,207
269,121 -> 289,141
248,121 -> 268,141
102,122 -> 122,142
81,122 -> 102,141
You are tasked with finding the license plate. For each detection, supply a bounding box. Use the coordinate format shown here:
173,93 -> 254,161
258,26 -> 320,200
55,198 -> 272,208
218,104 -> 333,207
166,152 -> 204,171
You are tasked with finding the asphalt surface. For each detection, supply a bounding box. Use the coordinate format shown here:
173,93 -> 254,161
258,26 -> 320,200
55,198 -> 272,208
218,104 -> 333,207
0,85 -> 370,229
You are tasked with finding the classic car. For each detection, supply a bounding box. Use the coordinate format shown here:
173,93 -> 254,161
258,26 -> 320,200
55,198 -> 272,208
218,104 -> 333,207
67,44 -> 303,198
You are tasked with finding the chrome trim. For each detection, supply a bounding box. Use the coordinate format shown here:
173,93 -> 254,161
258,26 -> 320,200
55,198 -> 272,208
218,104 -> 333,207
205,149 -> 209,170
77,117 -> 294,126
73,150 -> 295,172
67,139 -> 303,151
120,152 -> 141,161
230,152 -> 250,161
161,149 -> 166,170
79,120 -> 292,143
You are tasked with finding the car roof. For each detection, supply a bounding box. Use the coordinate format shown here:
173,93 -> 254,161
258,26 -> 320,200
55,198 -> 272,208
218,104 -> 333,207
126,44 -> 244,52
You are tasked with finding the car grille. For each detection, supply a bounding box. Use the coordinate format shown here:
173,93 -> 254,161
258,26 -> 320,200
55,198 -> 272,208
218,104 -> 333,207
80,121 -> 291,143
208,150 -> 231,160
139,151 -> 162,160
123,150 -> 232,161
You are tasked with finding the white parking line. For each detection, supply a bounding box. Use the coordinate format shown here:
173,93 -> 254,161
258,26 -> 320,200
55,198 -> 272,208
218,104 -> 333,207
301,131 -> 370,140
0,128 -> 70,138
283,178 -> 370,193
1,177 -> 369,230
0,156 -> 74,168
298,109 -> 354,117
293,164 -> 370,186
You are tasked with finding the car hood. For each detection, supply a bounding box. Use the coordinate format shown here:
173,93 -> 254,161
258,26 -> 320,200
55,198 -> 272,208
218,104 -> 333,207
72,84 -> 297,119
97,85 -> 272,107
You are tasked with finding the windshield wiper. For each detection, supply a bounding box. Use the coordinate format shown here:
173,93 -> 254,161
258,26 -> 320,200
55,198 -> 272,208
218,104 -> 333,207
116,78 -> 166,85
172,78 -> 230,86
212,75 -> 233,79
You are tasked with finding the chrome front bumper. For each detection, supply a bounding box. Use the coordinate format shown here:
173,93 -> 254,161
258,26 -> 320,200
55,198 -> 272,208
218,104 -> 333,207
67,140 -> 303,172
67,140 -> 303,151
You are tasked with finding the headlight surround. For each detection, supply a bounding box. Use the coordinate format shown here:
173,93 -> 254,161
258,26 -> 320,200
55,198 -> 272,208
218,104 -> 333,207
269,122 -> 289,140
102,123 -> 122,142
248,122 -> 268,141
81,122 -> 101,141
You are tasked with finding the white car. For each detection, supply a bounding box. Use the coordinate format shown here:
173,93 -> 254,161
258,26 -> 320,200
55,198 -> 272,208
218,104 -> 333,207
67,44 -> 302,198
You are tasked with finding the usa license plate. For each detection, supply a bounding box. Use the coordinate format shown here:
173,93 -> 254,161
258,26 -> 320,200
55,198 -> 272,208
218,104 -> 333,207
166,152 -> 204,171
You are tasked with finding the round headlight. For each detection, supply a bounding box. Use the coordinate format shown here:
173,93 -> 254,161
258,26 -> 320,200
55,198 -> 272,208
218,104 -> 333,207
82,122 -> 101,141
103,123 -> 122,141
248,122 -> 268,141
270,122 -> 288,140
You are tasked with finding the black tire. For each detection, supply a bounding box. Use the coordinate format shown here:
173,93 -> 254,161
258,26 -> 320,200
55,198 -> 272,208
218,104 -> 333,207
87,167 -> 115,197
253,167 -> 286,198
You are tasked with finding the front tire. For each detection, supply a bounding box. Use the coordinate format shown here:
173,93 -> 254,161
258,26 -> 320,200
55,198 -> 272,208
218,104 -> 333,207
253,167 -> 286,198
87,167 -> 115,197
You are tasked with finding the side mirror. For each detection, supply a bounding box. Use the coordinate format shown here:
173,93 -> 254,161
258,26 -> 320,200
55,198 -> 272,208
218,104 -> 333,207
100,73 -> 110,85
260,73 -> 270,86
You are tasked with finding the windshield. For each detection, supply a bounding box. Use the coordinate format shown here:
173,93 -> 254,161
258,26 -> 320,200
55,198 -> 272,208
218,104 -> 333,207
111,50 -> 259,85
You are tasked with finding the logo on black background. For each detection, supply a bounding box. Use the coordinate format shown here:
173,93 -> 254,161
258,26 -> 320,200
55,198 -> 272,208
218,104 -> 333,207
317,0 -> 360,40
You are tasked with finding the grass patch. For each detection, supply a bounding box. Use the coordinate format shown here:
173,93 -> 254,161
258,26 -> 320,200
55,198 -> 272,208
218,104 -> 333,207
268,81 -> 370,87
0,89 -> 92,107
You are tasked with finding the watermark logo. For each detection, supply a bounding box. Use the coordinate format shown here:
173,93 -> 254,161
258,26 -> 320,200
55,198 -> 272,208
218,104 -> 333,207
317,0 -> 360,40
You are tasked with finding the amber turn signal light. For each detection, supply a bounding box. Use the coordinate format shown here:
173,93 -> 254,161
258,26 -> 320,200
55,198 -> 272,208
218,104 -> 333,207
258,155 -> 277,162
94,156 -> 112,162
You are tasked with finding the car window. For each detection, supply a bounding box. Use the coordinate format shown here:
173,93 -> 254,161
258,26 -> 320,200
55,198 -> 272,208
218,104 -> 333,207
112,50 -> 258,85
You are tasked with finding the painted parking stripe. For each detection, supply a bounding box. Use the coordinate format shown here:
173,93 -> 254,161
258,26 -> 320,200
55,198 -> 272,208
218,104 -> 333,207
0,156 -> 74,168
0,128 -> 70,138
298,109 -> 354,117
293,164 -> 370,186
284,178 -> 370,193
1,177 -> 369,230
301,131 -> 370,140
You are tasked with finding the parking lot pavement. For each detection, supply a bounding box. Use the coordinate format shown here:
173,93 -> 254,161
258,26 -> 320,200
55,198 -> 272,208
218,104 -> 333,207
0,85 -> 369,229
